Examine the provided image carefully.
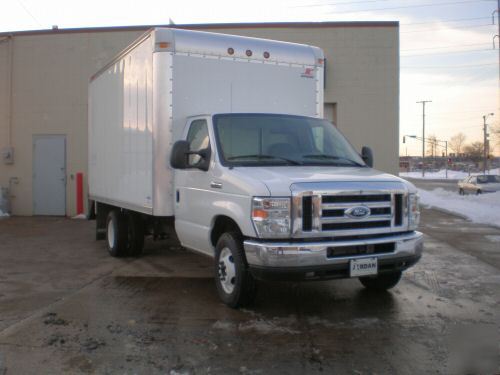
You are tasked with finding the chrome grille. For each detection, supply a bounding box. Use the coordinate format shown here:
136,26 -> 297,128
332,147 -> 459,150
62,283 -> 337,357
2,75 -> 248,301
291,181 -> 408,238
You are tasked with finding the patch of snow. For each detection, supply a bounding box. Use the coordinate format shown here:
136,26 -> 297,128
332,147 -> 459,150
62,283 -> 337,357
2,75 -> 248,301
71,214 -> 87,219
485,235 -> 500,242
400,168 -> 499,180
0,209 -> 9,218
418,188 -> 500,228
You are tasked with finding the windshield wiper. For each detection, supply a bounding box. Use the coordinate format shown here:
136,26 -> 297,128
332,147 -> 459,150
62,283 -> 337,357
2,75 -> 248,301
302,154 -> 365,167
228,154 -> 301,165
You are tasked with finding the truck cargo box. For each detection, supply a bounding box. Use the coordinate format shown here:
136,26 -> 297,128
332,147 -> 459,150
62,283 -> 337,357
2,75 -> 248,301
89,28 -> 324,217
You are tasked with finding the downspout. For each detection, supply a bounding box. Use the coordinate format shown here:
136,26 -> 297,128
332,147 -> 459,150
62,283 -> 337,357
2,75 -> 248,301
0,35 -> 13,147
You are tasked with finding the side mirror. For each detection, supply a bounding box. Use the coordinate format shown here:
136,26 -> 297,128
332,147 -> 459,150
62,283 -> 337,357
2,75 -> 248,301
170,140 -> 212,171
361,146 -> 374,168
170,140 -> 189,169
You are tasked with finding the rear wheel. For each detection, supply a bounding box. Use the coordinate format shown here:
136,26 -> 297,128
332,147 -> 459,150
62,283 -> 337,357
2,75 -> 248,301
214,232 -> 256,308
476,189 -> 482,195
459,188 -> 464,195
359,271 -> 402,291
106,210 -> 128,257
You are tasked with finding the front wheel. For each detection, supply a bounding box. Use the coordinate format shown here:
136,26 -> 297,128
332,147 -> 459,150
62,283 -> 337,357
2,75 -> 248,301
359,271 -> 402,291
459,188 -> 464,195
214,232 -> 256,308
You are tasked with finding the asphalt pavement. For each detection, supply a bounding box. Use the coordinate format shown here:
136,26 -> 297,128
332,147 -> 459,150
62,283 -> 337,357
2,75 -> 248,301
0,214 -> 499,374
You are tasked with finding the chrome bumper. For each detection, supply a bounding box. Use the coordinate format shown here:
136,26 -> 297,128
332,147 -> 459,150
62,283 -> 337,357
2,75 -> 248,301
244,231 -> 423,268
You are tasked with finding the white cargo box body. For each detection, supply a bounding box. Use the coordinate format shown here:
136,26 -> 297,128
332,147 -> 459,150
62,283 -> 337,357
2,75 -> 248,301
89,28 -> 324,217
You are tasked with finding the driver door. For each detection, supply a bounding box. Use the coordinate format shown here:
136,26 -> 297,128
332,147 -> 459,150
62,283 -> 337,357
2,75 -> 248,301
174,117 -> 216,256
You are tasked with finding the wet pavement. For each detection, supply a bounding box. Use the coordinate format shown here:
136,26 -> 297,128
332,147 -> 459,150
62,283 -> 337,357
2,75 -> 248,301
0,213 -> 499,374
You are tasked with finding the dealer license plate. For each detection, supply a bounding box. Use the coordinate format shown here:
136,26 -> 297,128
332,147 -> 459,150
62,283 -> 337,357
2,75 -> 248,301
350,257 -> 378,277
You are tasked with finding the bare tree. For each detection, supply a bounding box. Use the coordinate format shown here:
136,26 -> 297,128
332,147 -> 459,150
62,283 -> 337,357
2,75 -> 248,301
426,134 -> 438,157
491,124 -> 500,151
463,141 -> 484,162
448,132 -> 466,156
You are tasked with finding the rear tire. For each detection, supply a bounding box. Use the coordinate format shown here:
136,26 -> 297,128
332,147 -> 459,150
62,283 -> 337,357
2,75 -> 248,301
106,210 -> 128,257
214,232 -> 257,308
476,189 -> 482,195
459,188 -> 464,195
359,271 -> 402,291
126,212 -> 144,256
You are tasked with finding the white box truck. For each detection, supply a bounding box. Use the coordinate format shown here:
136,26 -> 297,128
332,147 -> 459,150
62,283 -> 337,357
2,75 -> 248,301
89,28 -> 423,307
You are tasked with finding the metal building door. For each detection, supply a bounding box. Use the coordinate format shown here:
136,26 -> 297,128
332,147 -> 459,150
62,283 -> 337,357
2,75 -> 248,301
33,135 -> 66,215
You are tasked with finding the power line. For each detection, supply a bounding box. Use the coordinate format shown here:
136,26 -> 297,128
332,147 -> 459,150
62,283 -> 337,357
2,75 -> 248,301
16,0 -> 42,27
401,42 -> 491,52
401,48 -> 495,57
325,0 -> 494,15
402,16 -> 491,26
291,0 -> 394,8
401,23 -> 495,33
401,62 -> 497,68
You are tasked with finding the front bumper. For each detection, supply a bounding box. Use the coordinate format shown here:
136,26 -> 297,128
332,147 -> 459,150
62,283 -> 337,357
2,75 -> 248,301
244,231 -> 423,281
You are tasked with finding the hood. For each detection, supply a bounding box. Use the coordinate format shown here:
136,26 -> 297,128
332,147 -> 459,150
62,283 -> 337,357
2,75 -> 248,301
231,166 -> 413,195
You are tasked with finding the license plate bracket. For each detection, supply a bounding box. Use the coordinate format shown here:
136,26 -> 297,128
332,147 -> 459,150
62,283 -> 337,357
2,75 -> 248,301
350,257 -> 378,277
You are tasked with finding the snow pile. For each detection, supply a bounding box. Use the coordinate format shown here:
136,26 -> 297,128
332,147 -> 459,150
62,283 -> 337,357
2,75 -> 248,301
0,209 -> 9,219
418,188 -> 500,227
401,168 -> 500,180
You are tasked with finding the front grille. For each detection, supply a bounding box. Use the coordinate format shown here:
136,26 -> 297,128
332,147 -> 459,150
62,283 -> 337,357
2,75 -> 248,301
294,187 -> 407,237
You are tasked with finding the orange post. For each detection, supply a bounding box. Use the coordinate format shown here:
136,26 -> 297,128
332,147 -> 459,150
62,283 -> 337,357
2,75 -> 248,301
76,172 -> 83,215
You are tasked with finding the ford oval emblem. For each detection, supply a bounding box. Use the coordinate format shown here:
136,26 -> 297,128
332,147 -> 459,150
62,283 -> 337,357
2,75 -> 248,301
345,206 -> 371,219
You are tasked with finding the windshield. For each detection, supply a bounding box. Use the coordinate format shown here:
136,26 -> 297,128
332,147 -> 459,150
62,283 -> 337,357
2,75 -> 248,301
213,114 -> 366,167
477,175 -> 500,183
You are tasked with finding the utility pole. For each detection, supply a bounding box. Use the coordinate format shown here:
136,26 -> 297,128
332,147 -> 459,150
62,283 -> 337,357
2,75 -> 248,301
483,113 -> 494,175
417,100 -> 431,177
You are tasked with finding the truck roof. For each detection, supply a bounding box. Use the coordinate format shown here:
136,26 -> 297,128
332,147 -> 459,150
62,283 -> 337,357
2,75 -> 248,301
91,28 -> 324,81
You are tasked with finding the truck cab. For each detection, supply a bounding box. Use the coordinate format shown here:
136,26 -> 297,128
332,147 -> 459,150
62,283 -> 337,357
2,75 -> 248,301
170,113 -> 423,307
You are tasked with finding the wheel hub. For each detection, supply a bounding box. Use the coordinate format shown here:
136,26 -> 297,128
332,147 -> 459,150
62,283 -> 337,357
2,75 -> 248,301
218,247 -> 236,294
107,219 -> 115,248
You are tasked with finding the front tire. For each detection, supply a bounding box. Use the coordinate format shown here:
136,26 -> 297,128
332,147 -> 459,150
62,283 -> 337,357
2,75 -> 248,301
106,210 -> 128,257
359,271 -> 402,291
459,188 -> 464,195
214,232 -> 256,308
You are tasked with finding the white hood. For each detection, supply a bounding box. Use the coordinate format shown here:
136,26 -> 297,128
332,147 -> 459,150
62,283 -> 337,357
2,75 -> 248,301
230,166 -> 413,196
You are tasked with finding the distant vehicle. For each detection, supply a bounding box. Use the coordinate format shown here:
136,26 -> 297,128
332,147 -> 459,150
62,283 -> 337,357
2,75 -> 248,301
458,175 -> 500,195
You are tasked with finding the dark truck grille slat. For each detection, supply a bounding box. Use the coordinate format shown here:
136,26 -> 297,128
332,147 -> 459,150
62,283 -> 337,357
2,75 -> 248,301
302,196 -> 313,231
322,194 -> 391,204
322,220 -> 391,231
395,194 -> 403,226
327,242 -> 395,258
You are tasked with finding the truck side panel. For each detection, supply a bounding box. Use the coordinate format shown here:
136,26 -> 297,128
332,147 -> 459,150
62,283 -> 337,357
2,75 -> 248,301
89,36 -> 154,214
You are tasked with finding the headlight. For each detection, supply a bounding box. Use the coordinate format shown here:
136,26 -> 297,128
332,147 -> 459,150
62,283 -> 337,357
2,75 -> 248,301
251,197 -> 291,238
408,193 -> 420,230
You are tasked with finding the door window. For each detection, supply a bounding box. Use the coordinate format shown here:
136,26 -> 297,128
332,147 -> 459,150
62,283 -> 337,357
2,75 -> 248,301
186,119 -> 209,166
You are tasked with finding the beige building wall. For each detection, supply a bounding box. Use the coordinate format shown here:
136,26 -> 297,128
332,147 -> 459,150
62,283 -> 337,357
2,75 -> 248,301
0,23 -> 398,216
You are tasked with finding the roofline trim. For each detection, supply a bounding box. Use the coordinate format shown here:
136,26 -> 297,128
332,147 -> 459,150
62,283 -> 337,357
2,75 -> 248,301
0,21 -> 399,37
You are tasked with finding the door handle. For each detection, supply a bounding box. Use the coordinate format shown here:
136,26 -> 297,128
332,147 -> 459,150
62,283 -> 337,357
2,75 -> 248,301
210,181 -> 222,189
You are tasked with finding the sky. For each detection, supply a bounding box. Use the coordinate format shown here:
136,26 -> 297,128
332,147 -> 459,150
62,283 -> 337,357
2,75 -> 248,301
1,0 -> 498,156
